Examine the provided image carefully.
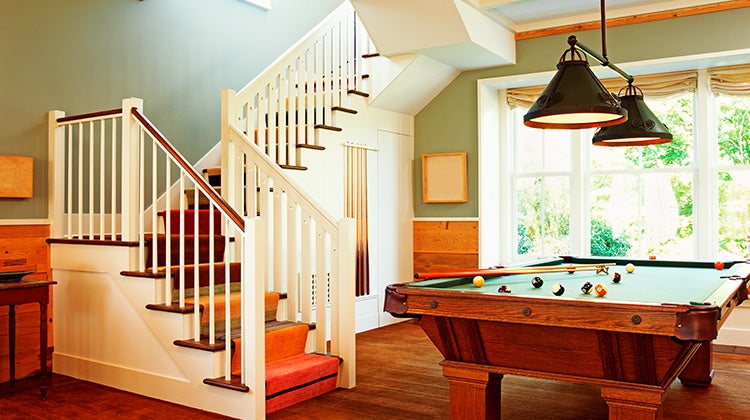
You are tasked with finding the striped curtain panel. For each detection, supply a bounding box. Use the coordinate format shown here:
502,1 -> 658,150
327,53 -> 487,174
344,144 -> 370,297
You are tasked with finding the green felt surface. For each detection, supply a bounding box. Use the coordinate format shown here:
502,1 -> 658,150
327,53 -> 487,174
410,261 -> 744,306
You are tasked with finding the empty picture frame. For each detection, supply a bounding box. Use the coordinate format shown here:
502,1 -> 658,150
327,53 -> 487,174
422,152 -> 467,203
0,155 -> 33,198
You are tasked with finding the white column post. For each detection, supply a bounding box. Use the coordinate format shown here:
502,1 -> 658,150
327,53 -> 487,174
121,97 -> 143,242
48,110 -> 66,238
332,217 -> 356,388
242,217 -> 266,418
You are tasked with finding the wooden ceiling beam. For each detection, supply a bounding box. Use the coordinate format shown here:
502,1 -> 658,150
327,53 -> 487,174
515,0 -> 750,40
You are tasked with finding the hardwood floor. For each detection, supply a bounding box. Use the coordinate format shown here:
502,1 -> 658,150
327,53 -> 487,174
2,320 -> 749,419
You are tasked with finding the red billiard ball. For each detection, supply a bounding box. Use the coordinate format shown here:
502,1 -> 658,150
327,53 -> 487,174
594,284 -> 608,297
714,261 -> 725,270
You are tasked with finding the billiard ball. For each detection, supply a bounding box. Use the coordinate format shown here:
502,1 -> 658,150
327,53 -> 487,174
595,284 -> 608,297
472,275 -> 485,287
581,281 -> 593,294
552,283 -> 565,296
714,261 -> 725,270
566,264 -> 576,274
611,272 -> 622,283
498,285 -> 512,293
625,263 -> 635,273
531,276 -> 544,288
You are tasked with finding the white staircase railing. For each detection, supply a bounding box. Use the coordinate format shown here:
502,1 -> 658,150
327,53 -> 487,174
223,2 -> 374,169
221,1 -> 365,390
49,97 -> 266,414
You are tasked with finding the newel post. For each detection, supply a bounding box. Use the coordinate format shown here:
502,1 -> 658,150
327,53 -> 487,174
120,97 -> 144,242
48,110 -> 66,238
333,217 -> 356,388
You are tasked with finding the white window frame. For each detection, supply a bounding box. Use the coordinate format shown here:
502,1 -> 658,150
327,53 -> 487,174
478,53 -> 750,266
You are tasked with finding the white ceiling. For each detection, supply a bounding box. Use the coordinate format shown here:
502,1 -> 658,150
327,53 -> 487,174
468,0 -> 731,33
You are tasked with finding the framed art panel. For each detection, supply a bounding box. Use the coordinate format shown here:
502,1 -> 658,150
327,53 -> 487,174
422,152 -> 467,203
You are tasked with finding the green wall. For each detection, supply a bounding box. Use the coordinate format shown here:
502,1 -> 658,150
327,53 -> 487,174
414,8 -> 750,218
0,0 -> 344,220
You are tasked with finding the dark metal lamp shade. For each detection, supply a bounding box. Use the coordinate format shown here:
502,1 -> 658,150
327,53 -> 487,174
524,50 -> 627,129
592,85 -> 673,146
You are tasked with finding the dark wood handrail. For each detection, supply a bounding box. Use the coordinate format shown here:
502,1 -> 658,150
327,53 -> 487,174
57,108 -> 123,123
129,107 -> 245,232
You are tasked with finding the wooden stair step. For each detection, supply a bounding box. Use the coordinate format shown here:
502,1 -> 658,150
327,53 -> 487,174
297,144 -> 325,151
331,106 -> 357,114
347,89 -> 369,98
202,167 -> 222,186
158,209 -> 223,235
279,164 -> 308,171
184,187 -> 221,208
218,323 -> 340,411
264,353 -> 341,413
143,233 -> 225,269
172,261 -> 242,290
313,124 -> 342,132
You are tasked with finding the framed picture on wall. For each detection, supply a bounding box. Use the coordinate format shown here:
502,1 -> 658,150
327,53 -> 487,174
422,152 -> 467,203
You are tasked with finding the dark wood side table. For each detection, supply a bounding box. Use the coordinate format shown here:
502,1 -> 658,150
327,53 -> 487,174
0,278 -> 56,397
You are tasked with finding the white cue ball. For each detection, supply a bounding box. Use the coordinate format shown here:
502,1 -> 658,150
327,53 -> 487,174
625,263 -> 635,273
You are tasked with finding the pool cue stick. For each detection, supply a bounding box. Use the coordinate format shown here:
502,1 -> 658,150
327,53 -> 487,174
356,148 -> 363,295
361,149 -> 370,294
414,263 -> 616,280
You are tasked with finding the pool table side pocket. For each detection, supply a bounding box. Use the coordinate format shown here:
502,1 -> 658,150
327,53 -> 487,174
384,284 -> 419,318
674,308 -> 720,341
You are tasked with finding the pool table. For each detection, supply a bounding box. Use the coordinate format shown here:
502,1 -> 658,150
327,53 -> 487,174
384,256 -> 750,420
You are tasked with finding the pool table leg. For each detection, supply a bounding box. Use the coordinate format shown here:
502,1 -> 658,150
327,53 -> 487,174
678,341 -> 714,387
442,362 -> 502,420
601,385 -> 666,420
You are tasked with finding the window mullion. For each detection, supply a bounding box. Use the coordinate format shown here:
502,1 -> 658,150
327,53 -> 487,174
695,69 -> 715,259
570,129 -> 587,256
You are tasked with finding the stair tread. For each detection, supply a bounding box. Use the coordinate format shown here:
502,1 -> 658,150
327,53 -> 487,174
331,106 -> 357,114
170,320 -> 314,353
347,89 -> 369,97
279,164 -> 308,171
314,124 -> 343,132
203,376 -> 249,392
297,144 -> 325,151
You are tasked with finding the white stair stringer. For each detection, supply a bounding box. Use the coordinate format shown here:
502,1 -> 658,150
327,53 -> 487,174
50,242 -> 256,419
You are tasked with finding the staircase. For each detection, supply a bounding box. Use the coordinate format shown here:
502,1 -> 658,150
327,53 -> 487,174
45,3 -> 376,418
141,201 -> 342,414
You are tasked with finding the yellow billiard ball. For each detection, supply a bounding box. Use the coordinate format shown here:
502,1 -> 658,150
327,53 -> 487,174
625,263 -> 635,273
472,275 -> 485,287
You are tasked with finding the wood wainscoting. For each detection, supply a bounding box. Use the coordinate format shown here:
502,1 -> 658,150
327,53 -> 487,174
413,220 -> 478,274
0,223 -> 51,384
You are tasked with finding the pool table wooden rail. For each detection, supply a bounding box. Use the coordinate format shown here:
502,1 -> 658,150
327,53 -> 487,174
385,277 -> 744,341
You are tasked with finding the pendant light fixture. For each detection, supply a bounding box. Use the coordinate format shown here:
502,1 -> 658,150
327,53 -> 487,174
591,83 -> 673,146
523,36 -> 627,129
523,0 -> 672,146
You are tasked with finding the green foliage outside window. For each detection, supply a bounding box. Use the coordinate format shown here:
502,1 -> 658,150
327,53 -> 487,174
590,219 -> 632,257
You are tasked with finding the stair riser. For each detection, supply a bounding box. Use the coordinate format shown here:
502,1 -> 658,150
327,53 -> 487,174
145,235 -> 226,269
170,262 -> 242,292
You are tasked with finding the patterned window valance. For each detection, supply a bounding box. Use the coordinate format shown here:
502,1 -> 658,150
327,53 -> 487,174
709,64 -> 750,96
507,70 -> 698,109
